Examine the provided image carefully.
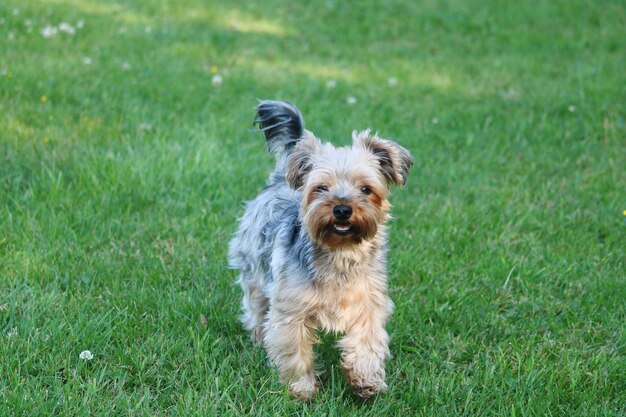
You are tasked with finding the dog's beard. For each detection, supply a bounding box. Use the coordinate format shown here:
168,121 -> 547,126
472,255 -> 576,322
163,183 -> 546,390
303,201 -> 381,249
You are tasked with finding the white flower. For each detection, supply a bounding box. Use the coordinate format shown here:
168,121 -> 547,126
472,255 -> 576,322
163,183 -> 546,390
138,122 -> 153,131
387,77 -> 398,87
500,87 -> 521,100
0,18 -> 5,25
346,96 -> 357,105
12,8 -> 20,16
326,79 -> 336,89
144,26 -> 152,34
211,74 -> 223,86
568,105 -> 576,112
431,117 -> 439,124
24,19 -> 32,27
119,26 -> 127,34
59,22 -> 76,35
83,57 -> 92,65
8,32 -> 14,41
79,350 -> 94,360
76,20 -> 85,29
0,68 -> 7,76
41,25 -> 58,38
122,62 -> 130,71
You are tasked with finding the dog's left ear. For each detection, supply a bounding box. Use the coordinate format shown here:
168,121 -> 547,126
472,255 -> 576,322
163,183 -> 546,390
353,130 -> 413,186
286,132 -> 322,190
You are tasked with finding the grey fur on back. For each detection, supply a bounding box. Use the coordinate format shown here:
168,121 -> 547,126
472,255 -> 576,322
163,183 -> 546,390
229,101 -> 314,294
228,181 -> 315,293
255,100 -> 305,157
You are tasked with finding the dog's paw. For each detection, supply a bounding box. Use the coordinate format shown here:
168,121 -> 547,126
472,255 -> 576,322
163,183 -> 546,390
343,365 -> 387,400
288,375 -> 319,401
351,379 -> 387,400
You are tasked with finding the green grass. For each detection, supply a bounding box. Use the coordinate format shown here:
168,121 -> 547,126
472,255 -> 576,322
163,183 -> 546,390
1,0 -> 625,415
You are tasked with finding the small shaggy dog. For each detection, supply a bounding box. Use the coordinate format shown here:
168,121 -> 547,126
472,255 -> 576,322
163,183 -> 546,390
229,100 -> 412,400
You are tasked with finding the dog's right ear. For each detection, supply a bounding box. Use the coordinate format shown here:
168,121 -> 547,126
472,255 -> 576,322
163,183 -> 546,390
353,129 -> 413,187
286,133 -> 321,190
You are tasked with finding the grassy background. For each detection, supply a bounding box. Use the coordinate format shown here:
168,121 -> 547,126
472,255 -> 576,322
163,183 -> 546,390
1,0 -> 625,415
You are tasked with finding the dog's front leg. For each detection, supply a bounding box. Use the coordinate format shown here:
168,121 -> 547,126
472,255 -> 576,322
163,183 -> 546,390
264,303 -> 318,400
339,294 -> 393,399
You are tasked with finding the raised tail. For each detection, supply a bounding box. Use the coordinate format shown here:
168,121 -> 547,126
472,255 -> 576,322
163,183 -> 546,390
254,100 -> 305,159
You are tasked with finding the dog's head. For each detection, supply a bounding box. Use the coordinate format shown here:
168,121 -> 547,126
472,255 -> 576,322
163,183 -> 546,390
286,129 -> 412,249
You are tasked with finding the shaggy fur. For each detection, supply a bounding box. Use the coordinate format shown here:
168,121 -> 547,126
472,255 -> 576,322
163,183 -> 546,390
229,100 -> 412,400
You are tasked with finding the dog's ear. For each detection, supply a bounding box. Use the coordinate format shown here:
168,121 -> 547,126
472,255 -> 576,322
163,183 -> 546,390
353,129 -> 413,186
286,133 -> 322,190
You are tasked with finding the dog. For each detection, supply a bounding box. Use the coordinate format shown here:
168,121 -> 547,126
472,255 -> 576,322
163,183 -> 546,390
228,100 -> 412,400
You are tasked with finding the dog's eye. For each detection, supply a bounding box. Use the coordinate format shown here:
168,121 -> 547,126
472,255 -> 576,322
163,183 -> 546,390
315,185 -> 329,193
360,186 -> 372,195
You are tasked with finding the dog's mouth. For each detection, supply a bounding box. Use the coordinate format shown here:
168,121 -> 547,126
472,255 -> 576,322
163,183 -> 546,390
332,221 -> 352,236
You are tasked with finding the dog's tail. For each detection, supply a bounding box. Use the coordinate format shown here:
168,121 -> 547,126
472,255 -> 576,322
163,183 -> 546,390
254,100 -> 304,159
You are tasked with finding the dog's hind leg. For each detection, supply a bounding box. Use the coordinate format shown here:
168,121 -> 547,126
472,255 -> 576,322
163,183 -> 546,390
238,276 -> 269,345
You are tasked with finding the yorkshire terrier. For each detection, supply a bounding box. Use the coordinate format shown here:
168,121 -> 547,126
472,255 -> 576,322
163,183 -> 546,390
229,100 -> 412,400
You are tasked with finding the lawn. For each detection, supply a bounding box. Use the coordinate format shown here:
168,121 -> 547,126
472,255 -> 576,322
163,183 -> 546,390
1,0 -> 625,415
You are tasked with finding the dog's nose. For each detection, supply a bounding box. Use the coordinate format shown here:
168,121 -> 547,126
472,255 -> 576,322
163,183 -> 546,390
333,204 -> 352,220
